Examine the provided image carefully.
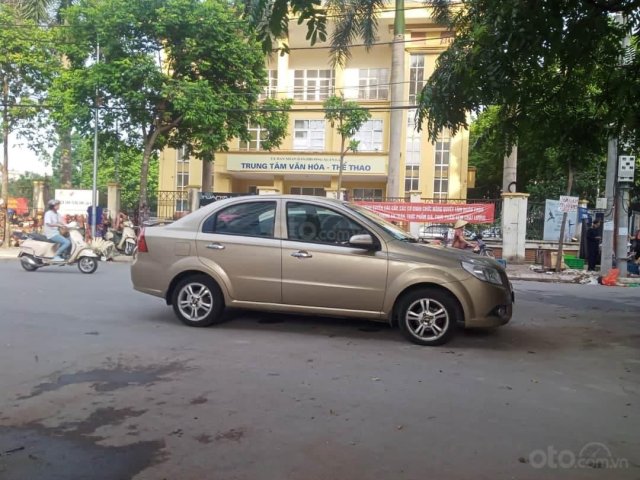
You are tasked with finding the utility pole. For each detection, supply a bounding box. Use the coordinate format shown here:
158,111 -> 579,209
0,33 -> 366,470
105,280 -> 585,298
601,138 -> 617,275
91,41 -> 99,240
616,155 -> 635,278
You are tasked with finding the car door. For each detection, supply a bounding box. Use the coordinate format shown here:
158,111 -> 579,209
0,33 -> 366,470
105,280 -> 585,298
196,200 -> 282,304
281,201 -> 388,312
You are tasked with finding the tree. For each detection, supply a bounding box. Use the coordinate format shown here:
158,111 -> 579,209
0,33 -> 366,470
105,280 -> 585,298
53,0 -> 282,222
0,4 -> 58,247
196,97 -> 292,192
323,95 -> 371,197
50,133 -> 158,213
469,107 -> 606,203
419,0 -> 640,150
12,0 -> 76,188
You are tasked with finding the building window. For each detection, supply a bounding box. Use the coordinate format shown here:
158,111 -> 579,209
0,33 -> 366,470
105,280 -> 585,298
434,138 -> 450,201
293,120 -> 325,151
175,171 -> 189,212
405,108 -> 421,194
358,68 -> 389,100
409,54 -> 425,104
352,188 -> 383,201
405,165 -> 420,192
239,124 -> 268,151
177,146 -> 189,163
260,69 -> 278,99
248,186 -> 258,195
293,69 -> 335,101
353,120 -> 383,152
290,187 -> 326,196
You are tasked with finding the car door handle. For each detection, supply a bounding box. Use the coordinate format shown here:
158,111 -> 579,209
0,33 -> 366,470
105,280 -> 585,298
291,250 -> 312,259
206,242 -> 225,250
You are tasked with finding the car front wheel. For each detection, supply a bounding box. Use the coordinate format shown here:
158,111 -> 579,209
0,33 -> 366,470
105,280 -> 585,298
398,288 -> 459,346
172,274 -> 224,327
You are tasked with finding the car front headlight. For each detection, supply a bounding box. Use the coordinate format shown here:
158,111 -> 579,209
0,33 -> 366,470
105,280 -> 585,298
461,259 -> 503,285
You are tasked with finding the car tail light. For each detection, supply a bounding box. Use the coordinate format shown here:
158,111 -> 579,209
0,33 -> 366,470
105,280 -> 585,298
137,228 -> 148,253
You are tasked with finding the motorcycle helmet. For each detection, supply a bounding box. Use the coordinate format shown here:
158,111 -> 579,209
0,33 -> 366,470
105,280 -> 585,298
48,199 -> 61,208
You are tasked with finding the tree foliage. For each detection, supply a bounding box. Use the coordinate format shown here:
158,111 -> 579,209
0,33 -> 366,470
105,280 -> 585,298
52,0 -> 282,218
323,95 -> 371,194
50,133 -> 158,213
420,0 -> 640,151
0,3 -> 58,245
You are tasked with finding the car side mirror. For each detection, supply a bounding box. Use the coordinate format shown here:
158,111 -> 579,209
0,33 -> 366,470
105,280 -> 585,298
349,234 -> 374,248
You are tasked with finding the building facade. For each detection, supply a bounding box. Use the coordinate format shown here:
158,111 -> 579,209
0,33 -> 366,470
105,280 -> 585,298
158,3 -> 469,212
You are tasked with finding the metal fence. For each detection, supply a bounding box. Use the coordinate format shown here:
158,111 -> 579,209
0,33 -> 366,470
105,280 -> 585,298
526,202 -> 546,240
154,191 -> 188,220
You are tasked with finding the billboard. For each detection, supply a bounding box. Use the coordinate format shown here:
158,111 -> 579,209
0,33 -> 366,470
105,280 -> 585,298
543,199 -> 580,241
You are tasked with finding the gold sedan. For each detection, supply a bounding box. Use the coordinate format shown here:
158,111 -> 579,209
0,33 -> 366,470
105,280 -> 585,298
131,196 -> 512,346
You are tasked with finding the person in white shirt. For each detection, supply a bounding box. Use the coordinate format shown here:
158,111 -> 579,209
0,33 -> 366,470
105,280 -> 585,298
44,199 -> 71,261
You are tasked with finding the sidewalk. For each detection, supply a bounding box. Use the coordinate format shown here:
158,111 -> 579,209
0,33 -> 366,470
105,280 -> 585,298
505,262 -> 599,284
0,247 -> 133,263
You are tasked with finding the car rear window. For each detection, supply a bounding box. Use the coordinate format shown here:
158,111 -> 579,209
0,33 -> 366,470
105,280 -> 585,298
202,202 -> 276,238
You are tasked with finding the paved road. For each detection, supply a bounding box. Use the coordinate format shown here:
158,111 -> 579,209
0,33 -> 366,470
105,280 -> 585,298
0,261 -> 638,480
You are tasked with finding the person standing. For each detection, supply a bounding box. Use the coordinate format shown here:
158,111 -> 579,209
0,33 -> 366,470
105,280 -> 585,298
586,219 -> 602,271
44,199 -> 71,261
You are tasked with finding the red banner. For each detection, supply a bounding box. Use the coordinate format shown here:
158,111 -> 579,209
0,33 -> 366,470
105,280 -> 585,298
356,202 -> 495,224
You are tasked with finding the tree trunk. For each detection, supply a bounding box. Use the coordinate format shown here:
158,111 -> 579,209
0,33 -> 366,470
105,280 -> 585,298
555,161 -> 575,272
1,77 -> 10,248
59,128 -> 73,188
202,157 -> 213,192
387,0 -> 405,199
337,136 -> 346,199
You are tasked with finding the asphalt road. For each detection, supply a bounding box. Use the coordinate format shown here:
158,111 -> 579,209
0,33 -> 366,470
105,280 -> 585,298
0,261 -> 639,480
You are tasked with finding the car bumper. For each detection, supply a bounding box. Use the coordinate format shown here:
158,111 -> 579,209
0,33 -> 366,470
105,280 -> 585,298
457,279 -> 513,329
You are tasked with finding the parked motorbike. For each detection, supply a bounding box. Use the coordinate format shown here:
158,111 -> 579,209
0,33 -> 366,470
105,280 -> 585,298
105,220 -> 137,256
18,222 -> 99,274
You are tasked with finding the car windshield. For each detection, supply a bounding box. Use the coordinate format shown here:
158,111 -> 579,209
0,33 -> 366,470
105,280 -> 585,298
345,204 -> 418,242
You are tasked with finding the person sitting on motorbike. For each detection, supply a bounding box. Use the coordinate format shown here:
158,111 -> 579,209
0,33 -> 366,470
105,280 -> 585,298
451,219 -> 477,251
44,199 -> 71,261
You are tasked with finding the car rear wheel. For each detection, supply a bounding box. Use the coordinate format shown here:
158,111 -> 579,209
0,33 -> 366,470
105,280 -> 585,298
398,288 -> 459,346
172,275 -> 224,327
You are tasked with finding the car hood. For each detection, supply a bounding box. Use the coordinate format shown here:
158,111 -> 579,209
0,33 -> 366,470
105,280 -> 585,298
387,240 -> 502,270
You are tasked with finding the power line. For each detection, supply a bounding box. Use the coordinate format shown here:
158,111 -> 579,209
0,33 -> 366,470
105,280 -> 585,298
0,102 -> 423,114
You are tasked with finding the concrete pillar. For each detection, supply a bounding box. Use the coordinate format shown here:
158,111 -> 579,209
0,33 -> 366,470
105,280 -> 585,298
501,192 -> 529,262
258,187 -> 279,195
409,192 -> 422,237
502,145 -> 517,193
107,182 -> 121,222
32,180 -> 45,216
187,185 -> 201,212
325,189 -> 346,200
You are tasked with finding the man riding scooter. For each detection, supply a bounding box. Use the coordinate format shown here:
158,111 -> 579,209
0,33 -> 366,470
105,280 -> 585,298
44,199 -> 71,261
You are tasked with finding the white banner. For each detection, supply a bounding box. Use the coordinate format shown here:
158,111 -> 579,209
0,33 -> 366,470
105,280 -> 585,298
559,195 -> 579,213
55,189 -> 97,215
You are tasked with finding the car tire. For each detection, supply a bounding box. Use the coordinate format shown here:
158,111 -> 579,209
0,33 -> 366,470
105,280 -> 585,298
171,274 -> 224,327
397,288 -> 459,346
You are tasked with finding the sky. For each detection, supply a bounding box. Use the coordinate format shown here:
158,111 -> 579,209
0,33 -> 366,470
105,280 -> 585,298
7,133 -> 53,176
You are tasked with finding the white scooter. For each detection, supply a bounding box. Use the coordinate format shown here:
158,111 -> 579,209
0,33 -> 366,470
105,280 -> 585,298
105,220 -> 137,256
18,222 -> 99,274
